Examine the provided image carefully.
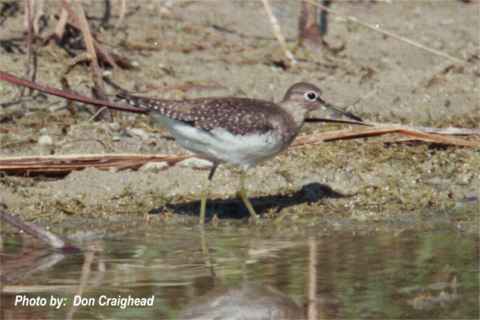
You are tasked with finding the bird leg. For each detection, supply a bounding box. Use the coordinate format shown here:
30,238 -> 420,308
199,163 -> 218,225
237,171 -> 258,224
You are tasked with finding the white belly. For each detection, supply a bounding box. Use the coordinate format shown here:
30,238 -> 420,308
154,115 -> 284,168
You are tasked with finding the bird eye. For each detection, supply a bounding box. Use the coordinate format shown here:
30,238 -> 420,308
304,91 -> 318,101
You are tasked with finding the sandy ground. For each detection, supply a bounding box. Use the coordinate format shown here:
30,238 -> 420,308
0,1 -> 479,234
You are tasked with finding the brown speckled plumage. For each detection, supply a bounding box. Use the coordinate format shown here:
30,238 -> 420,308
118,95 -> 288,136
116,82 -> 344,149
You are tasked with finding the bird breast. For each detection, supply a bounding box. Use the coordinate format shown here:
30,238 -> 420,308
157,115 -> 286,168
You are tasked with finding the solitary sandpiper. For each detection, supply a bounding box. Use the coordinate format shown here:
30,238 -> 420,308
118,82 -> 359,224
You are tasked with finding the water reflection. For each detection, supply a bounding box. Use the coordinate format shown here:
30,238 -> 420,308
179,284 -> 304,320
1,222 -> 478,319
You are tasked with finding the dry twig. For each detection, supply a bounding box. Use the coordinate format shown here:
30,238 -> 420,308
69,0 -> 109,113
22,0 -> 37,96
114,0 -> 127,30
293,127 -> 480,148
261,0 -> 297,66
299,0 -> 331,45
0,70 -> 144,113
0,208 -> 80,252
54,1 -> 69,40
0,153 -> 189,174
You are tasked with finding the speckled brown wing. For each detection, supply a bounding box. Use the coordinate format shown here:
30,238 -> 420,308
117,94 -> 282,136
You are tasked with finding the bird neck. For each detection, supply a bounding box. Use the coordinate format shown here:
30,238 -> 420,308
279,100 -> 308,129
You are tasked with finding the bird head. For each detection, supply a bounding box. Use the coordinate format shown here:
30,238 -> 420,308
282,82 -> 362,122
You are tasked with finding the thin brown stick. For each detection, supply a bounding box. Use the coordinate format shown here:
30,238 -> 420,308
0,153 -> 190,174
261,0 -> 297,66
299,0 -> 317,42
46,0 -> 119,70
100,0 -> 112,27
54,2 -> 69,39
307,117 -> 480,136
0,70 -> 145,113
59,2 -> 118,69
71,1 -> 107,99
32,0 -> 45,35
60,53 -> 91,114
299,0 -> 331,46
114,0 -> 127,30
23,0 -> 37,96
293,127 -> 480,148
0,208 -> 80,252
373,124 -> 480,136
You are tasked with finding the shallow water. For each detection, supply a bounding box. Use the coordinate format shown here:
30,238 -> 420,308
1,221 -> 478,320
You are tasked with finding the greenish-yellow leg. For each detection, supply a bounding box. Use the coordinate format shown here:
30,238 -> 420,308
237,172 -> 258,223
199,181 -> 211,225
199,164 -> 218,225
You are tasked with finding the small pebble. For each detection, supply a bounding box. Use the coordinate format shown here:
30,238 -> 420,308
38,135 -> 53,145
127,128 -> 150,140
109,122 -> 121,131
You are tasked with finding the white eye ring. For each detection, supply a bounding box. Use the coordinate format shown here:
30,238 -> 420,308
304,91 -> 318,101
